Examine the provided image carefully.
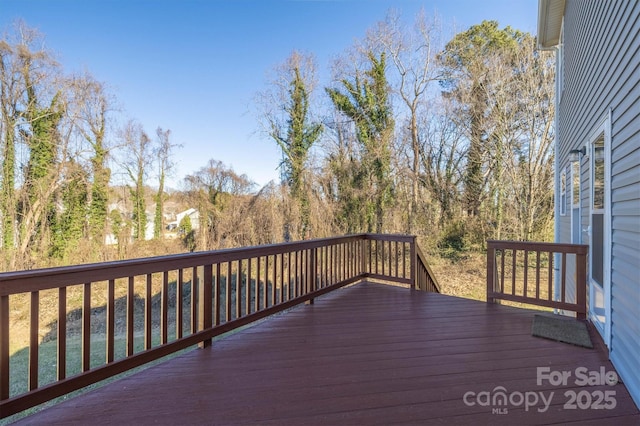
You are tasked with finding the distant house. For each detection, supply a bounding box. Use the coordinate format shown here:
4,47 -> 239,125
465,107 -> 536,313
166,208 -> 200,232
538,0 -> 640,407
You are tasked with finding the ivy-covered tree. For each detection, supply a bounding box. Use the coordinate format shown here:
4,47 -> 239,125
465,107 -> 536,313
261,51 -> 322,239
120,121 -> 152,241
50,161 -> 89,258
73,76 -> 112,245
14,27 -> 67,261
326,51 -> 395,233
0,38 -> 19,254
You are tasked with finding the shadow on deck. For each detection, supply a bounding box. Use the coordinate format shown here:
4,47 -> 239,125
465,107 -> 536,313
14,282 -> 640,425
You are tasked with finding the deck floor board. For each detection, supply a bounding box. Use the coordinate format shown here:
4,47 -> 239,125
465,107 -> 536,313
15,281 -> 639,425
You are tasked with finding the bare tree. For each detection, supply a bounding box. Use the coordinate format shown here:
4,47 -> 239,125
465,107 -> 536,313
70,73 -> 114,245
119,120 -> 152,240
182,159 -> 254,250
153,127 -> 180,239
503,35 -> 555,240
369,9 -> 443,231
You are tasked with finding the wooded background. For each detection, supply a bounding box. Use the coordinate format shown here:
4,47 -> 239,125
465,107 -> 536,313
0,13 -> 555,272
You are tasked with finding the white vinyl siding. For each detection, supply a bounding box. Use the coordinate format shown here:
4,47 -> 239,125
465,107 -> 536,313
560,168 -> 567,216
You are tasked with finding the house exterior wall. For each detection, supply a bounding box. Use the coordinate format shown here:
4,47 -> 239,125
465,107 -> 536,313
552,0 -> 640,407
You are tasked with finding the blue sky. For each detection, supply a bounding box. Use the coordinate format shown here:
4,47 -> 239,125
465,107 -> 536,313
1,0 -> 539,189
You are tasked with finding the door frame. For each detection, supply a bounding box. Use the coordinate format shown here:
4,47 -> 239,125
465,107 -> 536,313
588,112 -> 612,347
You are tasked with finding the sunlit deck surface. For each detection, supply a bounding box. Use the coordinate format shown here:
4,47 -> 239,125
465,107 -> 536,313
16,281 -> 640,425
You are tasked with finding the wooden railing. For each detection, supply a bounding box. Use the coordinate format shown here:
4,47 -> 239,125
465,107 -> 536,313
416,243 -> 441,293
0,234 -> 438,418
486,240 -> 588,319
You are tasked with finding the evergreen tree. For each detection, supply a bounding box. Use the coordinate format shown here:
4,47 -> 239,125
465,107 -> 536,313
439,20 -> 523,219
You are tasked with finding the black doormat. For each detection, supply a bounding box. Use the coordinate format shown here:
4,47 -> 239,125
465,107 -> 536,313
532,314 -> 593,348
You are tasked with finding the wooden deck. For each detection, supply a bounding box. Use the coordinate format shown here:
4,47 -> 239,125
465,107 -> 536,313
13,282 -> 640,425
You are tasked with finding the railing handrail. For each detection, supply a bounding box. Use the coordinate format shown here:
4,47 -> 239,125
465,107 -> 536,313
486,239 -> 588,254
0,235 -> 373,295
0,233 -> 438,419
486,240 -> 588,319
416,242 -> 441,293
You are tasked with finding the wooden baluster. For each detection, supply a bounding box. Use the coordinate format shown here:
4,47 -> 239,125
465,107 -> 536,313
394,241 -> 399,279
280,254 -> 285,303
127,277 -> 135,356
287,252 -> 292,301
324,246 -> 328,287
403,242 -> 407,279
227,262 -> 232,322
145,274 -> 152,350
246,258 -> 252,315
29,291 -> 39,391
0,294 -> 9,401
256,256 -> 261,313
576,250 -> 587,320
271,255 -> 276,307
499,250 -> 506,295
548,252 -> 554,303
523,250 -> 529,299
342,243 -> 346,281
388,241 -> 392,278
57,287 -> 67,381
300,250 -> 304,296
262,257 -> 268,310
561,252 -> 567,303
82,283 -> 91,372
535,251 -> 541,300
191,266 -> 198,335
161,272 -> 169,345
177,269 -> 184,339
236,260 -> 241,319
215,264 -> 221,326
511,249 -> 517,295
199,265 -> 213,348
107,279 -> 115,363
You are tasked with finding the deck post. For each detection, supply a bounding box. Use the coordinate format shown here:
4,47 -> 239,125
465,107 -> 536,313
306,248 -> 316,305
576,249 -> 587,320
410,236 -> 417,291
360,237 -> 367,276
486,242 -> 495,304
198,264 -> 213,348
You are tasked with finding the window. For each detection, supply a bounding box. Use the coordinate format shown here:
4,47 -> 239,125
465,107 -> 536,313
571,161 -> 581,243
592,134 -> 606,286
593,135 -> 605,211
571,162 -> 580,207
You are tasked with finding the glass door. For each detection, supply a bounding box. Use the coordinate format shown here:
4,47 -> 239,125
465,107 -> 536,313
589,129 -> 610,345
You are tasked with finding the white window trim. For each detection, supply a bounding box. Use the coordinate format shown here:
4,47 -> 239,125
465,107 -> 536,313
588,111 -> 612,346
